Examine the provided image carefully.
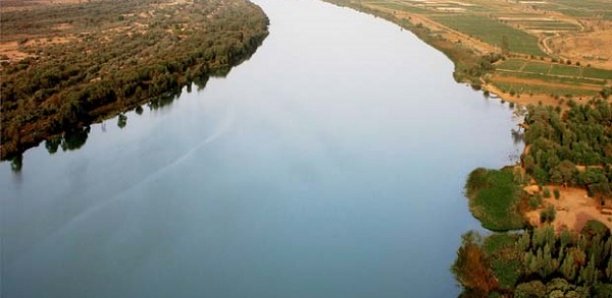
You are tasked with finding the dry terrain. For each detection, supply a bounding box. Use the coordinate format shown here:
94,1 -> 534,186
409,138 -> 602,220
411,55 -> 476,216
526,185 -> 612,231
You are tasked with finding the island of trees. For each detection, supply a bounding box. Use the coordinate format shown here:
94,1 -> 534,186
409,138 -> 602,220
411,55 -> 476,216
0,0 -> 269,165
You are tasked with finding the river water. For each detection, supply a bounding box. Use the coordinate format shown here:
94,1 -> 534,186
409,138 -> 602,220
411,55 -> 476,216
0,0 -> 522,297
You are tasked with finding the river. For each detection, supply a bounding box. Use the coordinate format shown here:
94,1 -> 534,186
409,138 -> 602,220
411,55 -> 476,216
0,0 -> 522,297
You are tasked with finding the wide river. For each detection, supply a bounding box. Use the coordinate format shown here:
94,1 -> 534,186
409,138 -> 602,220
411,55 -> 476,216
0,0 -> 522,297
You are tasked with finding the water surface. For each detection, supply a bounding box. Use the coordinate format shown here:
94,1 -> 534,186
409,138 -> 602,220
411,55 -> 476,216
1,1 -> 521,297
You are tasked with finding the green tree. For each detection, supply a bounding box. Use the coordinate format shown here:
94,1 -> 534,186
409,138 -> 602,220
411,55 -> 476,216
578,255 -> 598,285
561,254 -> 577,281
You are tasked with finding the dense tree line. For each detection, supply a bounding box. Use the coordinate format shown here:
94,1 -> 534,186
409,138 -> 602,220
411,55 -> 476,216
0,0 -> 269,161
457,100 -> 612,296
454,221 -> 612,297
521,100 -> 612,198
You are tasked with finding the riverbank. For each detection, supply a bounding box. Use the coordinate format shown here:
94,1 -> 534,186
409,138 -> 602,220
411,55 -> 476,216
466,100 -> 611,233
1,0 -> 525,295
321,0 -> 612,107
0,0 -> 269,162
456,99 -> 611,296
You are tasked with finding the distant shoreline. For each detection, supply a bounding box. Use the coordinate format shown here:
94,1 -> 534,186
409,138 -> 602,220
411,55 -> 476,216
320,0 -> 611,108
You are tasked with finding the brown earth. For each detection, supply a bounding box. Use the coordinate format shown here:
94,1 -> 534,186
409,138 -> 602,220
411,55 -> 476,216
525,186 -> 612,232
547,29 -> 612,69
491,74 -> 603,92
482,82 -> 560,107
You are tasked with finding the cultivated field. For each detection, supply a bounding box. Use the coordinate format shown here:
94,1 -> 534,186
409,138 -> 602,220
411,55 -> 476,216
325,0 -> 612,103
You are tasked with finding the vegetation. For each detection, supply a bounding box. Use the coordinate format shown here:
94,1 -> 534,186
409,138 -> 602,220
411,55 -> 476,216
430,14 -> 546,56
522,100 -> 611,198
456,96 -> 611,295
462,100 -> 610,232
466,167 -> 526,231
494,59 -> 609,98
454,222 -> 612,297
0,0 -> 269,161
321,0 -> 612,102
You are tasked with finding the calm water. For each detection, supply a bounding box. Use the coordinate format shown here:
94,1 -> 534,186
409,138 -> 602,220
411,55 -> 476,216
0,1 -> 522,297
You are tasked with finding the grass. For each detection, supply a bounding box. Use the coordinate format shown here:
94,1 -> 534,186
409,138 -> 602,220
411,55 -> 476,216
372,2 -> 431,14
522,62 -> 550,75
583,67 -> 612,80
550,64 -> 581,77
493,82 -> 596,97
495,60 -> 608,97
483,233 -> 516,255
497,59 -> 525,71
465,168 -> 525,231
431,14 -> 546,56
519,21 -> 580,31
490,255 -> 522,289
514,72 -> 604,86
496,71 -> 605,86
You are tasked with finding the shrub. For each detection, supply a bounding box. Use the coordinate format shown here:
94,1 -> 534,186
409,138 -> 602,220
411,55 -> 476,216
466,168 -> 525,231
540,205 -> 556,223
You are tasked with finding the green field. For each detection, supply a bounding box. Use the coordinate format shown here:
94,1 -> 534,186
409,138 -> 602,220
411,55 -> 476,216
534,0 -> 612,19
327,0 -> 610,99
493,82 -> 596,97
583,67 -> 612,80
497,59 -> 525,71
504,71 -> 604,85
497,59 -> 610,83
371,2 -> 431,14
431,14 -> 546,56
519,20 -> 580,31
522,62 -> 550,74
550,64 -> 581,77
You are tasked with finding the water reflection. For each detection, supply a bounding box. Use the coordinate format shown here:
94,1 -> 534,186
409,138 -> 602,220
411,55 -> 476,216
10,154 -> 22,171
7,74 -> 213,173
4,30 -> 264,172
0,0 -> 523,296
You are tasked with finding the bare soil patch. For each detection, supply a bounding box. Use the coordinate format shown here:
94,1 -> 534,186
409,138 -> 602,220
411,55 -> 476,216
526,186 -> 612,232
548,29 -> 612,69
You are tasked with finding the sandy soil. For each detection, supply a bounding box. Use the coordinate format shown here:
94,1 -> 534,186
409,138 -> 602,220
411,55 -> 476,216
0,41 -> 30,61
547,29 -> 612,69
483,82 -> 561,106
525,186 -> 612,232
484,73 -> 604,106
0,37 -> 74,62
